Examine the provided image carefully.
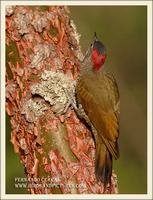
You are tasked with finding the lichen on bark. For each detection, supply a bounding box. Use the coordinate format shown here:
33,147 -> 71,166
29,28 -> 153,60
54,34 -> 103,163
6,5 -> 118,194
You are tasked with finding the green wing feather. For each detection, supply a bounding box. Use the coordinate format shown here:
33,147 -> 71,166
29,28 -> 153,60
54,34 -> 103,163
76,72 -> 120,159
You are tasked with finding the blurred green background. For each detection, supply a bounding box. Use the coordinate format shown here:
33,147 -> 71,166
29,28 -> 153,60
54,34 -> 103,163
6,6 -> 147,194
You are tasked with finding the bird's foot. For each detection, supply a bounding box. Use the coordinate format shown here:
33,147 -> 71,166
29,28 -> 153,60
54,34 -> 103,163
63,88 -> 77,111
64,89 -> 92,126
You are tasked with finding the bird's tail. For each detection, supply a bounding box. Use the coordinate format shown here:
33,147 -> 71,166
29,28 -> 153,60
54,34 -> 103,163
95,140 -> 112,187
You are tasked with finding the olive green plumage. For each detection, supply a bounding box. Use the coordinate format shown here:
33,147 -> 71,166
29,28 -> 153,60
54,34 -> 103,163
76,69 -> 120,186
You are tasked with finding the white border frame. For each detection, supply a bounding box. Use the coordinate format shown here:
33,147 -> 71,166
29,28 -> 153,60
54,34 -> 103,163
1,1 -> 152,199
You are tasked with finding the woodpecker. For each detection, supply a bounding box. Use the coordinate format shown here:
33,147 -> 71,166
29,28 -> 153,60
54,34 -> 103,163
76,33 -> 120,186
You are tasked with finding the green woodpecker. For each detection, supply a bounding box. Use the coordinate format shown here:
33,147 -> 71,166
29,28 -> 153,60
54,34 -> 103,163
76,33 -> 120,186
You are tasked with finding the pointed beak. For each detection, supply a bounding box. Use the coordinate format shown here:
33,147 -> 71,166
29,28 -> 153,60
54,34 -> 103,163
94,32 -> 98,42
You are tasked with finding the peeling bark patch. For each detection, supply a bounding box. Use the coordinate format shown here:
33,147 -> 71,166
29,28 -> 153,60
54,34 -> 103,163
19,138 -> 29,154
31,70 -> 76,115
69,20 -> 80,47
6,6 -> 16,16
6,81 -> 18,99
29,44 -> 55,69
31,11 -> 48,32
13,8 -> 33,35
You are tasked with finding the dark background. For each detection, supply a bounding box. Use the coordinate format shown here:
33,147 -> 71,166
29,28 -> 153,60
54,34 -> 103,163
6,6 -> 147,194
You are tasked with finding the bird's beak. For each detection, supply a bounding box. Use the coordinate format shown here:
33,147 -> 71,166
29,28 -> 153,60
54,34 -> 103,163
94,32 -> 98,42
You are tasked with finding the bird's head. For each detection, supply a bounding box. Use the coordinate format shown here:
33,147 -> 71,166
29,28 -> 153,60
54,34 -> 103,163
91,32 -> 107,71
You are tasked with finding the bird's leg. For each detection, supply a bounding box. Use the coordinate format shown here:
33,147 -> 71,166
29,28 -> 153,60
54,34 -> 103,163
63,88 -> 78,112
64,88 -> 92,125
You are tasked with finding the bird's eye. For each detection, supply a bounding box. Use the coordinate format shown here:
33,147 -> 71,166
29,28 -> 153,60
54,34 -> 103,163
90,43 -> 93,48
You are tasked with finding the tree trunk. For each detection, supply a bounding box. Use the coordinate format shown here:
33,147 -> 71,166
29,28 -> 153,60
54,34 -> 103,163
6,5 -> 118,194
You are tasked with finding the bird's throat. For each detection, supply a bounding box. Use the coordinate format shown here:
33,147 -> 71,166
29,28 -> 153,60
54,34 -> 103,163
91,49 -> 106,71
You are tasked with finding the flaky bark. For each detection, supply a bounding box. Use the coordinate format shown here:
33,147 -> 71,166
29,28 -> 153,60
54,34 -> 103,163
6,6 -> 118,194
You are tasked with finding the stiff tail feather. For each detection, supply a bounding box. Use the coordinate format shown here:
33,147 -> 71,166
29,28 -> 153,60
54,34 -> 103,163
95,141 -> 112,186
